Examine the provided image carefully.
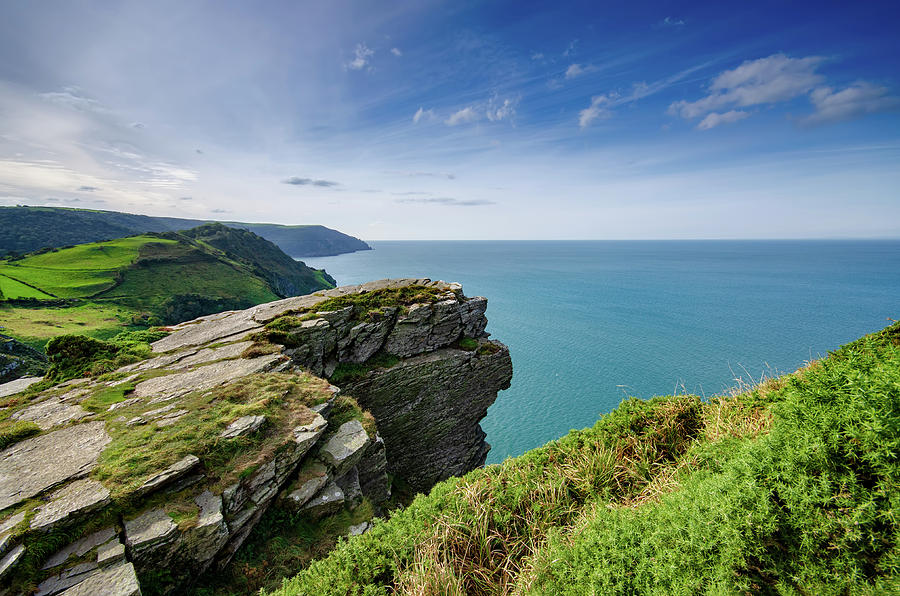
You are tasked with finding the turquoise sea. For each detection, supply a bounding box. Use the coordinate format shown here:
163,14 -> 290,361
301,240 -> 900,465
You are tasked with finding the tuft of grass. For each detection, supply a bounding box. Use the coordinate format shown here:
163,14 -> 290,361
457,337 -> 478,351
311,286 -> 447,319
0,420 -> 41,450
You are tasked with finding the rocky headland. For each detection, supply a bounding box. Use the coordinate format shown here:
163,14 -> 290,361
0,279 -> 511,595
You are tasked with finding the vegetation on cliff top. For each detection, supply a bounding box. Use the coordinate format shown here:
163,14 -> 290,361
271,321 -> 900,595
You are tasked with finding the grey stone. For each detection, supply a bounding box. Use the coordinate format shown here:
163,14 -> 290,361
348,521 -> 371,536
175,340 -> 253,368
31,478 -> 111,532
0,376 -> 42,398
137,455 -> 200,496
301,481 -> 344,519
220,414 -> 266,439
318,420 -> 370,476
153,409 -> 189,427
108,397 -> 141,411
124,508 -> 178,554
335,467 -> 362,509
132,354 -> 282,400
0,511 -> 25,557
458,296 -> 489,338
96,539 -> 125,567
338,308 -> 396,363
183,491 -> 228,565
57,561 -> 141,596
36,561 -> 98,596
357,435 -> 391,503
43,526 -> 116,569
11,394 -> 91,430
0,421 -> 111,511
0,543 -> 24,581
151,308 -> 263,353
286,461 -> 329,509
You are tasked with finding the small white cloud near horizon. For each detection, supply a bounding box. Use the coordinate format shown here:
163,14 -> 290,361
345,43 -> 375,70
390,47 -> 402,56
697,110 -> 751,130
445,106 -> 479,126
579,93 -> 618,128
803,81 -> 900,126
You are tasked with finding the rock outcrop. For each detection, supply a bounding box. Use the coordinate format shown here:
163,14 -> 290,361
0,279 -> 510,594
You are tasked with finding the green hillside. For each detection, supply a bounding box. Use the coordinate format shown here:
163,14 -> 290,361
0,226 -> 334,351
0,206 -> 371,258
270,322 -> 899,596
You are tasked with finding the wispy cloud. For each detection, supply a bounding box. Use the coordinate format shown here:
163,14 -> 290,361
802,82 -> 900,126
390,47 -> 402,57
345,43 -> 374,71
697,110 -> 751,130
385,170 -> 456,180
77,185 -> 98,191
655,16 -> 686,28
413,106 -> 436,123
563,39 -> 579,57
282,176 -> 339,187
669,54 -> 825,119
39,86 -> 109,114
531,52 -> 544,61
395,197 -> 495,206
579,94 -> 617,128
445,106 -> 479,126
565,64 -> 587,79
486,96 -> 518,122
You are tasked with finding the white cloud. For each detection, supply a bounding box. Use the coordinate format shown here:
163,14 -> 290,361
803,81 -> 900,125
412,107 -> 436,123
696,110 -> 751,130
563,39 -> 579,57
445,107 -> 479,126
565,64 -> 585,79
390,47 -> 402,57
656,16 -> 685,27
531,52 -> 544,61
579,94 -> 617,129
486,96 -> 517,122
39,86 -> 109,114
345,43 -> 374,71
669,54 -> 825,119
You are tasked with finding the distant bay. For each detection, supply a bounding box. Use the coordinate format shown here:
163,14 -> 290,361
301,240 -> 900,464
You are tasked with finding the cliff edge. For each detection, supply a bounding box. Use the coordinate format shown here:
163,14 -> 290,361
0,279 -> 511,595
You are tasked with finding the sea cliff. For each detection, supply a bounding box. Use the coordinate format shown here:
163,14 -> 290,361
0,279 -> 511,595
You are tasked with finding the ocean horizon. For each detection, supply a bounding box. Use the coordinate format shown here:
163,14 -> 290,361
302,239 -> 900,464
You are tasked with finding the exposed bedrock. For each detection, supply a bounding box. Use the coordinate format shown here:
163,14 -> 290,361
0,278 -> 510,594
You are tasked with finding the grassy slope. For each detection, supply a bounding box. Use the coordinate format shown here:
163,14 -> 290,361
272,322 -> 899,596
0,237 -> 176,298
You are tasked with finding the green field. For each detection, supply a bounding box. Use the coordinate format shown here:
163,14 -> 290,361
0,274 -> 52,299
0,302 -> 139,349
0,236 -> 177,298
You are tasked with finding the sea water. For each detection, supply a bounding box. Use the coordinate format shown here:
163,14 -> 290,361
301,240 -> 900,464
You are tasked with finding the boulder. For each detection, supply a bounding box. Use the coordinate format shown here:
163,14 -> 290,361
318,420 -> 370,476
30,479 -> 111,533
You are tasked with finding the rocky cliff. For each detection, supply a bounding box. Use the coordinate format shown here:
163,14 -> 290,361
0,279 -> 511,595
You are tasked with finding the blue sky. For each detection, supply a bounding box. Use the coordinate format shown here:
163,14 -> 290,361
1,0 -> 898,239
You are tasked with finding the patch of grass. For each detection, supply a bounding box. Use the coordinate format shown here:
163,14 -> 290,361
328,352 -> 400,386
325,395 -> 378,438
312,286 -> 447,317
0,420 -> 41,450
476,341 -> 501,356
92,372 -> 334,501
271,322 -> 900,596
457,337 -> 478,351
0,274 -> 53,299
0,302 -> 139,346
80,383 -> 135,413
